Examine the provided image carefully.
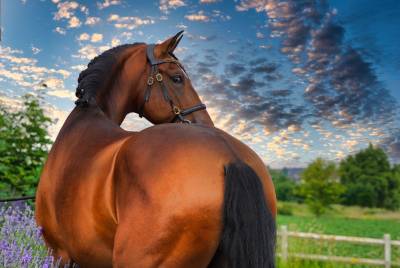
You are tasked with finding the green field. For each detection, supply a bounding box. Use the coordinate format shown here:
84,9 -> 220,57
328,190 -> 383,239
275,202 -> 400,267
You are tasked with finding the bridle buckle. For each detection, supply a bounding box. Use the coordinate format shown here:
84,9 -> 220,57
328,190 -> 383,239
155,73 -> 163,82
173,105 -> 181,115
147,77 -> 154,86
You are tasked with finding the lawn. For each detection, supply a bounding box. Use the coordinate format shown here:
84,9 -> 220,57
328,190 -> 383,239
276,201 -> 400,267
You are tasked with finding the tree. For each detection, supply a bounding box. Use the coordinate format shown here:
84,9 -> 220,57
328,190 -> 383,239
298,158 -> 343,216
339,144 -> 400,209
387,164 -> 400,209
0,94 -> 52,198
270,170 -> 302,202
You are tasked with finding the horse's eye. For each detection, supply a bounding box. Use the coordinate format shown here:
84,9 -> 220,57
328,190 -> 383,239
171,75 -> 183,84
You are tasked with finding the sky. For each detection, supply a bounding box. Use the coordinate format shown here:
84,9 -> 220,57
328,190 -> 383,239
0,0 -> 399,168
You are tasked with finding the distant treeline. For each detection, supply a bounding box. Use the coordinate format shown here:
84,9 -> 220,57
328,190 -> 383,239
272,145 -> 400,213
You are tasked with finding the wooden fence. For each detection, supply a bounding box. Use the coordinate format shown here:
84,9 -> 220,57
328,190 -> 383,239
278,225 -> 400,267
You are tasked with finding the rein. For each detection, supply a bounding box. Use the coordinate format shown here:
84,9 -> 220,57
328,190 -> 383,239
138,44 -> 206,124
0,195 -> 35,203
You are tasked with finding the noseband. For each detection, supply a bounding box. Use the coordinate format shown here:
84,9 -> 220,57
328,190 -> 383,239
138,44 -> 206,124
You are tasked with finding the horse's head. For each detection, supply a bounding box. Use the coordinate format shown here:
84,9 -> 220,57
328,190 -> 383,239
75,32 -> 213,126
137,32 -> 213,125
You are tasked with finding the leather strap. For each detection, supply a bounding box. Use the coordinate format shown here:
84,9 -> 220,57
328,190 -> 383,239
171,103 -> 206,123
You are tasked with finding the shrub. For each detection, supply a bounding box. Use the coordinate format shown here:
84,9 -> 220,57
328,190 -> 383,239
0,94 -> 52,198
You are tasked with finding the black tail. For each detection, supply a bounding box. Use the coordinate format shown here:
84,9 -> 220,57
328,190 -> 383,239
209,162 -> 276,268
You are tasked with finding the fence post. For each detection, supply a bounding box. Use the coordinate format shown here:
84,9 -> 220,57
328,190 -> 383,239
384,233 -> 391,268
281,225 -> 288,262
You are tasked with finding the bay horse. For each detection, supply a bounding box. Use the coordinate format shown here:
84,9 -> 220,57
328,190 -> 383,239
35,31 -> 277,268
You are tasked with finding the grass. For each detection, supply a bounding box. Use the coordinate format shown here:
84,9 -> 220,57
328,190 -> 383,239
276,201 -> 400,267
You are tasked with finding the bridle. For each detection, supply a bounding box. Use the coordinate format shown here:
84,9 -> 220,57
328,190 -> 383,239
138,44 -> 206,124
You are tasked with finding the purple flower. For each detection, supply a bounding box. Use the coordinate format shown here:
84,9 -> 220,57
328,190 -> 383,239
0,202 -> 64,267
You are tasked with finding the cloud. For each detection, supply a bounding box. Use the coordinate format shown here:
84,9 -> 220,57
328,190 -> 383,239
0,45 -> 71,102
77,33 -> 104,44
85,16 -> 101,26
80,5 -> 89,15
43,77 -> 65,89
235,0 -> 267,12
159,0 -> 186,13
225,63 -> 246,76
236,0 -> 397,128
211,10 -> 231,21
73,44 -> 110,60
176,23 -> 188,29
184,49 -> 305,134
200,0 -> 220,3
186,33 -> 217,41
77,33 -> 90,41
53,1 -> 79,20
52,1 -> 88,31
120,31 -> 133,40
46,89 -> 75,100
97,0 -> 121,9
111,37 -> 121,47
256,32 -> 264,39
31,45 -> 41,55
0,69 -> 24,82
54,27 -> 66,35
185,11 -> 210,22
108,14 -> 155,30
68,16 -> 81,28
376,128 -> 400,162
71,64 -> 86,71
91,33 -> 103,43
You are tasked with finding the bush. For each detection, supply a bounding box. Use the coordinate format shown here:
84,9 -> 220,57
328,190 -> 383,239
0,94 -> 52,198
270,170 -> 302,202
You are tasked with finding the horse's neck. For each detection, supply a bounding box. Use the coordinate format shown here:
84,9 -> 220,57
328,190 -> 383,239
56,106 -> 131,145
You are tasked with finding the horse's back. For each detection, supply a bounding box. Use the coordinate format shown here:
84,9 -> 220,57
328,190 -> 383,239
126,123 -> 276,213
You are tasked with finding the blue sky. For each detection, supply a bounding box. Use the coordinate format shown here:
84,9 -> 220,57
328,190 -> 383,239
1,0 -> 399,168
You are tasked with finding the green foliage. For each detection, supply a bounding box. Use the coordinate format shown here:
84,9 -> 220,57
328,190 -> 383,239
298,158 -> 344,216
339,144 -> 400,210
277,202 -> 293,216
270,170 -> 302,202
0,94 -> 52,198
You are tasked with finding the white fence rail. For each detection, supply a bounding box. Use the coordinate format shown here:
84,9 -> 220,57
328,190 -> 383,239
278,225 -> 400,267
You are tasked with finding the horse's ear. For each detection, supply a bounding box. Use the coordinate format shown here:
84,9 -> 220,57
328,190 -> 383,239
154,31 -> 184,58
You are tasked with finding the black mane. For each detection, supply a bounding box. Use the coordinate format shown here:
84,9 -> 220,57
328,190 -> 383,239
75,43 -> 143,106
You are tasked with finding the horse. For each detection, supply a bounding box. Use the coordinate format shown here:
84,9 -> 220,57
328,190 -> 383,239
35,31 -> 277,268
